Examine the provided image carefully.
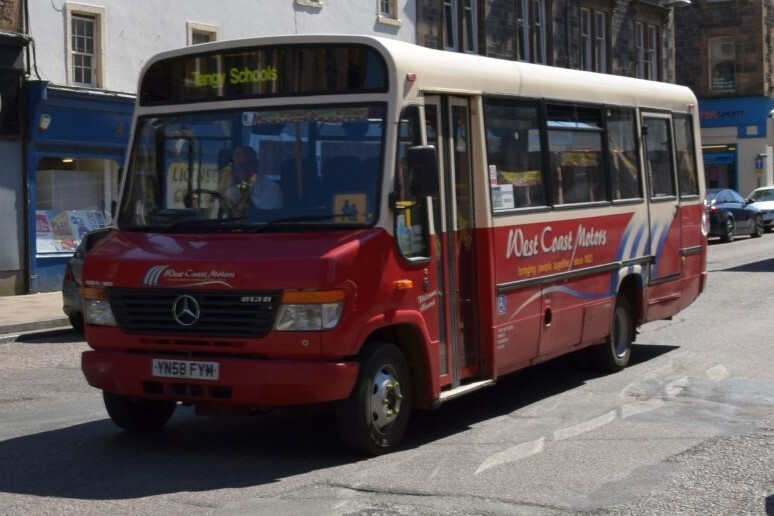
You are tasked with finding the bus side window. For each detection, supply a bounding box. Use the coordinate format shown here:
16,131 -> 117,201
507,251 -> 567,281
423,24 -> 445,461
607,108 -> 642,200
643,118 -> 677,199
482,98 -> 546,211
547,104 -> 606,206
673,114 -> 700,197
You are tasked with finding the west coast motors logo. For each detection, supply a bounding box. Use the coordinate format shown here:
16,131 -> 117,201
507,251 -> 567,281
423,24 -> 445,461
143,265 -> 236,288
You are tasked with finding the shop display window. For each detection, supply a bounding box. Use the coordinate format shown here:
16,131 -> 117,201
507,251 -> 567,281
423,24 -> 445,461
35,157 -> 118,254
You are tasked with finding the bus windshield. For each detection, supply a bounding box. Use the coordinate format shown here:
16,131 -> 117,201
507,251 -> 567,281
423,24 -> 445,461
117,103 -> 385,231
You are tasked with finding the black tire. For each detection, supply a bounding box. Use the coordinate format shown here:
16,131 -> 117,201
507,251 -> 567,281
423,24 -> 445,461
590,295 -> 634,373
336,342 -> 412,455
103,391 -> 176,432
68,313 -> 84,332
751,215 -> 764,238
721,217 -> 735,243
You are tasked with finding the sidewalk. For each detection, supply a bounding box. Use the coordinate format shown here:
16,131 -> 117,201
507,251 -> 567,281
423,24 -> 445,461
0,291 -> 71,343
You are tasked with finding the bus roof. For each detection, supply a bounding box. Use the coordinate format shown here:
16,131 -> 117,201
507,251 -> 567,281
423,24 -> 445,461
139,34 -> 697,113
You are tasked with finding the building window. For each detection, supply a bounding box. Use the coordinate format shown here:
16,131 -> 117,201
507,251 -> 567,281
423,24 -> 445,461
377,0 -> 401,27
66,4 -> 104,88
517,0 -> 547,64
581,8 -> 607,72
636,21 -> 659,80
709,37 -> 735,92
647,25 -> 658,80
71,15 -> 95,85
444,0 -> 477,53
187,22 -> 218,46
581,8 -> 592,71
594,11 -> 607,73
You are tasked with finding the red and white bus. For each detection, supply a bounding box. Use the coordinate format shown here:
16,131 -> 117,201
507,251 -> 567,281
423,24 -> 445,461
81,35 -> 707,454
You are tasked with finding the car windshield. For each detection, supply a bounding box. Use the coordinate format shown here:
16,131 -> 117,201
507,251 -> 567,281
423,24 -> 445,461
705,190 -> 720,204
117,104 -> 385,232
748,189 -> 774,202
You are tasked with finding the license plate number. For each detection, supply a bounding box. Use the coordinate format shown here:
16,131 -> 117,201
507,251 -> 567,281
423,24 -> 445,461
152,359 -> 219,380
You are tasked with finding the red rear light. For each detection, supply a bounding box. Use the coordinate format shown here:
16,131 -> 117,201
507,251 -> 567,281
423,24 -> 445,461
63,265 -> 75,282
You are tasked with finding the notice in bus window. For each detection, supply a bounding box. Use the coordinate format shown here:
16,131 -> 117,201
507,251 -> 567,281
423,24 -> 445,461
334,194 -> 368,223
492,184 -> 515,211
165,162 -> 220,209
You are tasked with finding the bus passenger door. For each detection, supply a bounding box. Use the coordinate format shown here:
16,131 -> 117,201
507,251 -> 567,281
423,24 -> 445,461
641,113 -> 683,320
425,95 -> 480,389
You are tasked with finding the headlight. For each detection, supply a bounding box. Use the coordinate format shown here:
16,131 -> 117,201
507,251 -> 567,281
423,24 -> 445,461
82,287 -> 118,326
274,290 -> 345,331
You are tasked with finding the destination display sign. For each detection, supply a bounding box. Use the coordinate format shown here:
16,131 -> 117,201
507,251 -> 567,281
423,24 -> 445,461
140,44 -> 388,105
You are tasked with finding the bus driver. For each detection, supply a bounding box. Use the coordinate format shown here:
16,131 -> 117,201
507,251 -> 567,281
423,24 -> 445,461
218,145 -> 283,215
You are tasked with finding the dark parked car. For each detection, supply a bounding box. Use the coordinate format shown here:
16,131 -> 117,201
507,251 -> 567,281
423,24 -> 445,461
705,188 -> 764,243
62,227 -> 111,331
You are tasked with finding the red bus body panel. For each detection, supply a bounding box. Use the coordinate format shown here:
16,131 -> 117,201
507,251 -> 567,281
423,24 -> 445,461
81,228 -> 439,407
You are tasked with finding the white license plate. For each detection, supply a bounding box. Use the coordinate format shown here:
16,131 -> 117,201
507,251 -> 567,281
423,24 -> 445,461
152,359 -> 219,380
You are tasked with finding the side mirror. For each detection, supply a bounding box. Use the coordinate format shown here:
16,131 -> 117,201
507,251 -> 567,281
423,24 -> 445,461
406,145 -> 439,197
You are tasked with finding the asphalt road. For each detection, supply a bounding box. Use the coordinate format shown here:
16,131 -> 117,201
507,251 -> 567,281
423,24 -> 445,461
2,234 -> 774,515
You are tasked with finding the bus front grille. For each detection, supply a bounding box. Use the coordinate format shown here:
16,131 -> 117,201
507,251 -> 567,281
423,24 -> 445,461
108,288 -> 281,338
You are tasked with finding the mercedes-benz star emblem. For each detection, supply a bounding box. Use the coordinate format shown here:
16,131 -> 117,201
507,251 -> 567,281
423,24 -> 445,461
172,295 -> 201,326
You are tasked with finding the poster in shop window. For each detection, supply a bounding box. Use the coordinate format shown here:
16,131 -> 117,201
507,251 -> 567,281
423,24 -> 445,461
35,210 -> 108,254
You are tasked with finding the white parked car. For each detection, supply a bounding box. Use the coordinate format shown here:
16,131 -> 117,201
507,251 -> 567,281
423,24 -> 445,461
746,186 -> 774,232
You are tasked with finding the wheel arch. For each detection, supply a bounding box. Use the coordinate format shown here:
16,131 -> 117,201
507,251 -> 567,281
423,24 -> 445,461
363,322 -> 434,410
617,271 -> 643,330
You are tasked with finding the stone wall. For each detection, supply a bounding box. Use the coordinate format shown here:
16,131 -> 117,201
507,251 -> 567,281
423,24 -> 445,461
0,0 -> 22,33
676,1 -> 768,98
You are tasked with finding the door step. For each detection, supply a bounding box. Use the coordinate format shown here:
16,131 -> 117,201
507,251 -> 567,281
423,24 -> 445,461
438,379 -> 495,404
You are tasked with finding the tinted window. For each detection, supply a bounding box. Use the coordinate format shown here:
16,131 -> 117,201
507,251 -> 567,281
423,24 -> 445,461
643,117 -> 676,198
483,99 -> 547,210
674,114 -> 699,197
548,104 -> 606,204
607,108 -> 641,200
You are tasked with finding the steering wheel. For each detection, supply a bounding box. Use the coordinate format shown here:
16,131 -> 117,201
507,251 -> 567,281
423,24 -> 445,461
185,189 -> 234,219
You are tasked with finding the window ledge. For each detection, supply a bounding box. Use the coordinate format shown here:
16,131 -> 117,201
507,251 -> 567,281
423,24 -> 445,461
377,15 -> 402,28
296,0 -> 323,8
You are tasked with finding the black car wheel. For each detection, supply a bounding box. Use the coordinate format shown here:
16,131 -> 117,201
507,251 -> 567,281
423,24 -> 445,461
68,313 -> 84,332
751,214 -> 764,238
721,217 -> 735,243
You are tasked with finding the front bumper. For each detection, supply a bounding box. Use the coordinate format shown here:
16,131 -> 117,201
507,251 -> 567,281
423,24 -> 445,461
82,350 -> 359,406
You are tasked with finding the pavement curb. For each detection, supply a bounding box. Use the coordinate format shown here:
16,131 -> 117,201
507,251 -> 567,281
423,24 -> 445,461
0,318 -> 72,344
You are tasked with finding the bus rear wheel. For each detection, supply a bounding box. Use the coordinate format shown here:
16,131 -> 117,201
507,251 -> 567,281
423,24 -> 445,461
336,341 -> 412,455
103,391 -> 176,432
590,295 -> 633,373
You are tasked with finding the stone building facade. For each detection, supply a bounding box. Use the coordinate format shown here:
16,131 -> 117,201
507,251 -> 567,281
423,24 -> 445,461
417,0 -> 675,81
675,1 -> 774,195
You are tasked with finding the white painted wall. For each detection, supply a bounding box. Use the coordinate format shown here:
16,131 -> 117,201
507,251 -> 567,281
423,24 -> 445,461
27,0 -> 415,94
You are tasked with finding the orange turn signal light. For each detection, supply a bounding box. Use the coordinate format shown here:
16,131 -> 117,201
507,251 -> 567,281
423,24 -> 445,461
393,279 -> 413,290
81,286 -> 109,301
282,289 -> 346,304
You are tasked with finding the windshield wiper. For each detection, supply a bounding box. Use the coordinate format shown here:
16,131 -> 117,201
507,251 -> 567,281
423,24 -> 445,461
247,213 -> 356,232
157,217 -> 248,233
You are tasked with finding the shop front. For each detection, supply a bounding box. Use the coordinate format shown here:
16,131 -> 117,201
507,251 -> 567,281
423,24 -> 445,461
26,81 -> 133,292
699,96 -> 774,197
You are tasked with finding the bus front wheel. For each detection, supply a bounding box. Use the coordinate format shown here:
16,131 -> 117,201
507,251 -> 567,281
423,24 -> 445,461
336,341 -> 412,455
590,295 -> 633,373
103,391 -> 176,432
